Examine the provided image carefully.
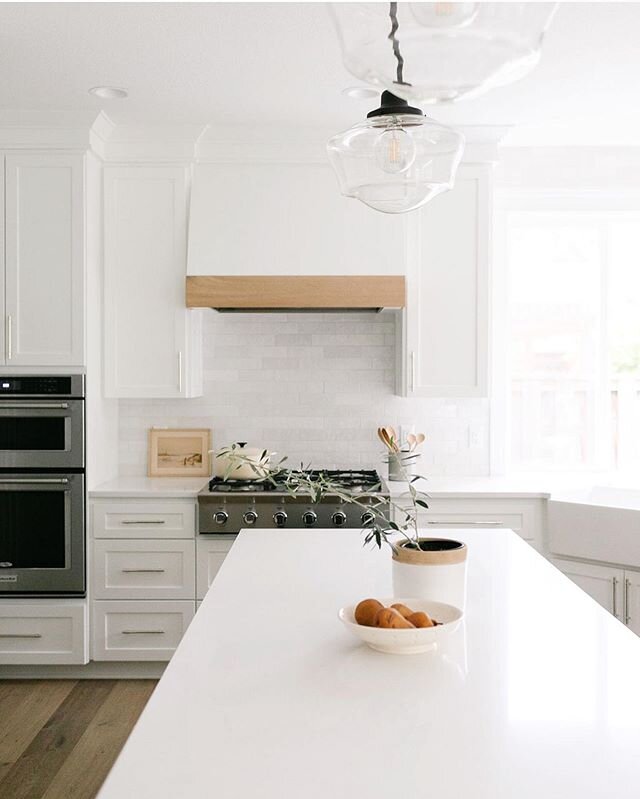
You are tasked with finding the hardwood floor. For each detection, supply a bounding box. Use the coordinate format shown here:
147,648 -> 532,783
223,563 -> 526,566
0,680 -> 156,799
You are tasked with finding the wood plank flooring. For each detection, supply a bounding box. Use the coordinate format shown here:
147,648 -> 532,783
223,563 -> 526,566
0,680 -> 156,799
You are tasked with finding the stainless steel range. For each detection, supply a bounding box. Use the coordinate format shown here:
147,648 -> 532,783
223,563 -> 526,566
198,469 -> 389,534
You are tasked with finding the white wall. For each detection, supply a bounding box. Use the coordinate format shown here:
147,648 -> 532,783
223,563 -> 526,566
118,310 -> 489,477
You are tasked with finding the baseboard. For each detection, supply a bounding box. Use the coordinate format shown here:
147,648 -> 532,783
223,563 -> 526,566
0,661 -> 167,679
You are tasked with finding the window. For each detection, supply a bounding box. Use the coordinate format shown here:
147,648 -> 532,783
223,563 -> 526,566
504,207 -> 640,472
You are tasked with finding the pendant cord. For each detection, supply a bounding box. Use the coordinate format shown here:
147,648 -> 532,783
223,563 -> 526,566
388,2 -> 405,85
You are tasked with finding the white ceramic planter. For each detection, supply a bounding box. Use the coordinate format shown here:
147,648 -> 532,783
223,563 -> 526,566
392,539 -> 468,609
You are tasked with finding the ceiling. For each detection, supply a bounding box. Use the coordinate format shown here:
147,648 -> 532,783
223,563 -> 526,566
1,2 -> 640,145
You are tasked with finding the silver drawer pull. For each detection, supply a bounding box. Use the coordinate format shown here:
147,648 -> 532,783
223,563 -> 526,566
0,633 -> 43,639
121,629 -> 165,635
0,402 -> 69,410
425,520 -> 503,526
0,478 -> 69,485
121,568 -> 166,574
625,579 -> 631,625
121,520 -> 166,525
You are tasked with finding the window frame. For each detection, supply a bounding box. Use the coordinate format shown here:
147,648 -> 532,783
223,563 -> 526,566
492,188 -> 640,474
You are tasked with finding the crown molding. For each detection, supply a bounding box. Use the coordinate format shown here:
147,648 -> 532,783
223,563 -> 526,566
99,122 -> 207,163
0,110 -> 96,150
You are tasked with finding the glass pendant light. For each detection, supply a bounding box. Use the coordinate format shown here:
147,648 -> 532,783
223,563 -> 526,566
331,2 -> 557,104
327,90 -> 464,214
327,3 -> 464,214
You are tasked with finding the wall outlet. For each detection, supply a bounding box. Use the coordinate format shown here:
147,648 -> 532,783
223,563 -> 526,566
468,425 -> 482,448
399,424 -> 415,448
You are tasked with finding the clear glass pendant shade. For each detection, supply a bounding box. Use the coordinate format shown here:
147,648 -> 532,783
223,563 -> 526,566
331,2 -> 557,104
327,113 -> 464,214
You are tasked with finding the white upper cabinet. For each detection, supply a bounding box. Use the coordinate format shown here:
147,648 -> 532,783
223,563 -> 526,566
187,162 -> 406,276
1,152 -> 85,367
403,164 -> 491,397
104,166 -> 202,398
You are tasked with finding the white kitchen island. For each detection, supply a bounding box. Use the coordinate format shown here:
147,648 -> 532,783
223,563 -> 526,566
97,528 -> 640,799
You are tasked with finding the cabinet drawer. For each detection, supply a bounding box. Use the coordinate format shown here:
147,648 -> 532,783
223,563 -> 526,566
92,600 -> 195,661
197,536 -> 235,600
92,500 -> 195,539
93,539 -> 195,600
0,601 -> 88,665
393,498 -> 543,543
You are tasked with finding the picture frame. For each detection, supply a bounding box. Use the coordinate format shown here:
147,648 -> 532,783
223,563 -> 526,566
148,428 -> 211,478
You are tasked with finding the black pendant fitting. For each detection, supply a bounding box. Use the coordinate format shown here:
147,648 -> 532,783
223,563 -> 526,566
366,90 -> 423,119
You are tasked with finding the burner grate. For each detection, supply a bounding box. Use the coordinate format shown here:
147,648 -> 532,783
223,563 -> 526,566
208,469 -> 383,494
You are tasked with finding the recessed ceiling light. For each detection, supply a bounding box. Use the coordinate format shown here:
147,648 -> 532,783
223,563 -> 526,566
88,86 -> 128,100
342,86 -> 380,100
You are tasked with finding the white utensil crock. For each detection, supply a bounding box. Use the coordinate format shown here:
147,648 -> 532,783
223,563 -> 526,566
392,539 -> 467,609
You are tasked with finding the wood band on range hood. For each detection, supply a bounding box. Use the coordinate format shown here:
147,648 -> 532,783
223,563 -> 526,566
185,276 -> 406,311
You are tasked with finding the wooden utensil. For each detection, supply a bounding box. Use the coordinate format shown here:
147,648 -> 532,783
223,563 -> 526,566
383,426 -> 400,452
378,428 -> 397,453
406,432 -> 426,452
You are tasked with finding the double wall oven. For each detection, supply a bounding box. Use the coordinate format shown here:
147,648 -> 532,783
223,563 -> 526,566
0,376 -> 85,595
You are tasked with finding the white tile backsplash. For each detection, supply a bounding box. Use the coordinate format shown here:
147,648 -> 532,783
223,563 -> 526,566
118,311 -> 490,477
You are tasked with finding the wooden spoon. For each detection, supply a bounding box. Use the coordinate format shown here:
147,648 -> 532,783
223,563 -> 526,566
379,428 -> 396,452
383,426 -> 400,452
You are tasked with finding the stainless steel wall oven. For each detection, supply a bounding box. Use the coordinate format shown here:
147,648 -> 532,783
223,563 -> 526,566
0,376 -> 85,595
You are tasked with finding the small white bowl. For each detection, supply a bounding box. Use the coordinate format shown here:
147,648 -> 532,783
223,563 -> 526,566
338,598 -> 463,655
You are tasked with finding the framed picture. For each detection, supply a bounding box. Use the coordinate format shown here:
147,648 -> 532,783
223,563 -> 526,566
148,428 -> 211,477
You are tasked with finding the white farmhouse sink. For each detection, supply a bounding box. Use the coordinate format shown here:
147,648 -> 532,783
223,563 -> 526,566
549,486 -> 640,566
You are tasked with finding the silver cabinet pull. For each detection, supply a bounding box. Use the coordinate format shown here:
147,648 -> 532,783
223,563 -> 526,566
425,520 -> 503,526
0,402 -> 69,410
625,578 -> 631,625
0,633 -> 42,639
6,315 -> 11,361
177,351 -> 183,394
122,629 -> 165,635
121,520 -> 166,525
121,568 -> 166,574
612,577 -> 618,618
0,478 -> 69,485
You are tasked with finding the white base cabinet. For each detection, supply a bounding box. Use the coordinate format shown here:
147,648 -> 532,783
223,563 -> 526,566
393,497 -> 544,549
93,539 -> 196,600
92,600 -> 195,661
92,499 -> 196,540
0,600 -> 88,665
554,559 -> 640,634
197,537 -> 235,600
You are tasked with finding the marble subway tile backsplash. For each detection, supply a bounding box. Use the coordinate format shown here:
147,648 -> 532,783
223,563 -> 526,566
118,311 -> 490,477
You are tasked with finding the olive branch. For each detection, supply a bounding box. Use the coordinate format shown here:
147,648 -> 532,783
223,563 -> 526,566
215,444 -> 429,551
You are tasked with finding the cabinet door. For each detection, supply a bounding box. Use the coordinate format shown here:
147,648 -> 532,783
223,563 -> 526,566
4,152 -> 85,366
404,165 -> 490,397
554,559 -> 624,620
623,572 -> 640,635
104,166 -> 202,398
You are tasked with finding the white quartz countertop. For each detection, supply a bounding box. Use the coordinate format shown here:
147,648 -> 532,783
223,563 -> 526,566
89,477 -> 209,498
97,528 -> 640,799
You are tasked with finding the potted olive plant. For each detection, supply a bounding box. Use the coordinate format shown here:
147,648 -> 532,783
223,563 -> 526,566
216,444 -> 467,605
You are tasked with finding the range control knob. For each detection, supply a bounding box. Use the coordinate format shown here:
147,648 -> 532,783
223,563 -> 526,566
273,511 -> 287,527
214,510 -> 229,525
243,510 -> 258,525
302,510 -> 317,527
361,511 -> 375,526
332,511 -> 348,527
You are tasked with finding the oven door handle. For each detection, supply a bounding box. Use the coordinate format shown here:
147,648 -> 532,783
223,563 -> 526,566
0,478 -> 70,485
0,402 -> 70,410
